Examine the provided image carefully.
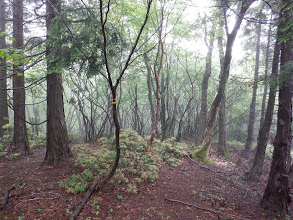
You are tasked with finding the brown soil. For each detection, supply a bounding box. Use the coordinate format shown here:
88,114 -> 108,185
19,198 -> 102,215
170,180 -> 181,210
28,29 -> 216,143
0,144 -> 292,220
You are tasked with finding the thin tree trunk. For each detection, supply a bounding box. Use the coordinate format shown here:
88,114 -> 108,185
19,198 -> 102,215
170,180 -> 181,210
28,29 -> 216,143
259,21 -> 272,128
218,95 -> 229,157
147,1 -> 164,152
44,0 -> 71,164
12,0 -> 30,155
246,30 -> 280,179
0,0 -> 8,138
260,7 -> 292,213
244,23 -> 261,151
176,97 -> 193,142
144,54 -> 155,128
195,29 -> 214,146
133,84 -> 139,132
160,70 -> 166,136
217,13 -> 229,158
191,0 -> 256,161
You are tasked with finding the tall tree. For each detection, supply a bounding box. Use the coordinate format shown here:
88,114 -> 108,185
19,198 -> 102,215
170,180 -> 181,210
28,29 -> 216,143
195,22 -> 215,146
0,0 -> 8,138
259,18 -> 272,128
44,0 -> 71,164
191,0 -> 256,161
260,1 -> 292,215
217,4 -> 229,158
244,22 -> 262,151
247,32 -> 280,179
12,0 -> 30,154
70,1 -> 153,218
147,0 -> 164,152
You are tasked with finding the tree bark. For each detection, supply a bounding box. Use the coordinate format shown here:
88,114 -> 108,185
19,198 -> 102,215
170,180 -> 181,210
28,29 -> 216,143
247,32 -> 280,179
191,0 -> 256,161
244,22 -> 261,151
44,0 -> 71,164
260,3 -> 292,215
160,70 -> 166,137
147,1 -> 164,152
259,21 -> 272,128
144,54 -> 155,128
0,0 -> 8,138
195,29 -> 214,146
12,0 -> 30,155
217,13 -> 229,158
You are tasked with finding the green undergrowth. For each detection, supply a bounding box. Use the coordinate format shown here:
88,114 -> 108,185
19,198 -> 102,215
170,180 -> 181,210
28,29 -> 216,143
58,130 -> 189,194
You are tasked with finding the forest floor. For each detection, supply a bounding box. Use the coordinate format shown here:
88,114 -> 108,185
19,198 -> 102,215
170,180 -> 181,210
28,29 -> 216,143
0,141 -> 292,220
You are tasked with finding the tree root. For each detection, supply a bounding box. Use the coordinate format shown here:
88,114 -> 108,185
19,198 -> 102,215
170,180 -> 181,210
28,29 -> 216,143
0,180 -> 25,210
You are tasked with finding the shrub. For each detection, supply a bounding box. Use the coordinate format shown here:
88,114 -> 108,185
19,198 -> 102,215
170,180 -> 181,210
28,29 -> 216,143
60,130 -> 189,194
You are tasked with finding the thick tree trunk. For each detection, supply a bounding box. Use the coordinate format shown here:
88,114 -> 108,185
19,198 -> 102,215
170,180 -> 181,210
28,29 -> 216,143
44,0 -> 71,164
45,73 -> 71,164
260,4 -> 292,214
247,34 -> 280,179
0,0 -> 8,138
191,0 -> 256,161
244,23 -> 261,151
12,0 -> 30,155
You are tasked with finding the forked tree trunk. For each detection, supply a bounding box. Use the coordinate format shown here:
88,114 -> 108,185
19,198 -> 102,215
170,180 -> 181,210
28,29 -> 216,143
244,23 -> 261,151
0,0 -> 8,138
247,32 -> 280,179
147,1 -> 164,152
44,0 -> 71,164
260,4 -> 292,214
12,0 -> 30,155
191,0 -> 256,161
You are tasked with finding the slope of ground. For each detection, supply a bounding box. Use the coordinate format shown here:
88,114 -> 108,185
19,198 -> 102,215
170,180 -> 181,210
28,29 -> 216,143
0,143 -> 292,220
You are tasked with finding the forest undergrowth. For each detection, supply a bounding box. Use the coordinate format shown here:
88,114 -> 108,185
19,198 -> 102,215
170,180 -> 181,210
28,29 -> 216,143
0,130 -> 292,220
59,130 -> 189,194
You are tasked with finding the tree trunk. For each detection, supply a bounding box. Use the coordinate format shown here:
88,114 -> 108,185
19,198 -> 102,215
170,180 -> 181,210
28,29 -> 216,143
218,95 -> 229,158
195,29 -> 214,146
259,21 -> 272,128
247,32 -> 280,179
0,0 -> 8,138
144,54 -> 155,128
244,23 -> 261,151
217,15 -> 229,158
12,0 -> 30,155
191,0 -> 256,161
133,84 -> 139,132
44,0 -> 71,164
260,4 -> 292,215
147,2 -> 164,152
160,70 -> 166,137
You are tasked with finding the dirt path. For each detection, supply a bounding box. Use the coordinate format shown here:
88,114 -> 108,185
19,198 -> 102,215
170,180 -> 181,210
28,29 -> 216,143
0,145 -> 292,220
